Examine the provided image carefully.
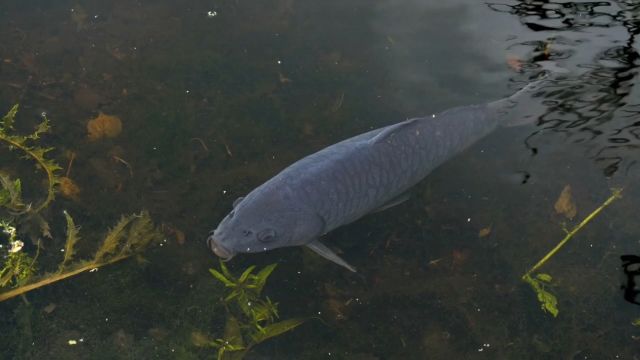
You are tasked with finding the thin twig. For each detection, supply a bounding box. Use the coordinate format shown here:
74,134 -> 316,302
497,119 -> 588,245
523,188 -> 623,279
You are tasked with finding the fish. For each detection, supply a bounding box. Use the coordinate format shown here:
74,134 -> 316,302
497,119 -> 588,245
207,78 -> 547,272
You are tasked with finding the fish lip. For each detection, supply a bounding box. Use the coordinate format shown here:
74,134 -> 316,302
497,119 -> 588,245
207,235 -> 235,260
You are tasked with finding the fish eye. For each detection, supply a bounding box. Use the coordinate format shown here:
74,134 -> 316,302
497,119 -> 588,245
257,228 -> 276,243
208,230 -> 215,236
242,229 -> 253,237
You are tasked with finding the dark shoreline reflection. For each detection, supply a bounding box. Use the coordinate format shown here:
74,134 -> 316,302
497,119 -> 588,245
490,0 -> 640,178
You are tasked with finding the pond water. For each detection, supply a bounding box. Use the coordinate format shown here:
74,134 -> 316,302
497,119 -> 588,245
1,0 -> 640,359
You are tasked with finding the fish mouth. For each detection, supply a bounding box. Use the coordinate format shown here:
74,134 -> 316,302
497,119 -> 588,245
207,235 -> 235,261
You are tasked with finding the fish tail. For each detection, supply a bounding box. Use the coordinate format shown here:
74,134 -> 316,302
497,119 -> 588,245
489,73 -> 550,127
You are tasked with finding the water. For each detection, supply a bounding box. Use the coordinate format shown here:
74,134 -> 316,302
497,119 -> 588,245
1,0 -> 639,358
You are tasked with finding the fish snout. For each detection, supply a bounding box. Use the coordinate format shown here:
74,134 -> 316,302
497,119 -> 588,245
207,234 -> 235,261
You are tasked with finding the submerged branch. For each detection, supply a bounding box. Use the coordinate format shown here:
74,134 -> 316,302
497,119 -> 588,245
523,188 -> 623,279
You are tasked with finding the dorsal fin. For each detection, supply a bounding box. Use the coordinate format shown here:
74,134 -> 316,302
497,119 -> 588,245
368,118 -> 420,145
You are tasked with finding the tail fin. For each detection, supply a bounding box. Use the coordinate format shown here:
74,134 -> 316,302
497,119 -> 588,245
489,74 -> 550,127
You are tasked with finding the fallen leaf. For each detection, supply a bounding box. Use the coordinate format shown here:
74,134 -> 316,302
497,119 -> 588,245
87,112 -> 122,141
190,331 -> 212,347
43,303 -> 56,314
554,185 -> 577,219
478,225 -> 492,238
451,248 -> 470,269
506,55 -> 524,72
59,177 -> 80,200
174,228 -> 186,245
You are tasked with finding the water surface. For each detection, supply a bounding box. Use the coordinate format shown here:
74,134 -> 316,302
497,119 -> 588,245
1,0 -> 639,359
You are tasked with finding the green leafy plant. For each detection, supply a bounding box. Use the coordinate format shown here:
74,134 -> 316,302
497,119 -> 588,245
0,221 -> 37,288
0,104 -> 163,302
522,188 -> 622,317
0,210 -> 162,302
0,104 -> 61,213
0,174 -> 26,214
207,261 -> 306,360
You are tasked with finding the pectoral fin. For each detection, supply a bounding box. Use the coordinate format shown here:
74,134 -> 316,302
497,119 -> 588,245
306,240 -> 356,272
372,192 -> 410,213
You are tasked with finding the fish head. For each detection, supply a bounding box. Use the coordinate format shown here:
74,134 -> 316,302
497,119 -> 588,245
207,188 -> 324,259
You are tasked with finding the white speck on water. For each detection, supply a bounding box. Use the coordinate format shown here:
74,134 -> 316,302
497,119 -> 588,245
432,114 -> 435,118
207,10 -> 218,17
185,90 -> 190,94
89,268 -> 98,272
467,218 -> 471,222
68,340 -> 77,346
277,60 -> 282,64
222,190 -> 227,194
105,317 -> 109,322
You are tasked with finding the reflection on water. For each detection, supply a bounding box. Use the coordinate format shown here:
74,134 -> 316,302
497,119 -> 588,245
0,0 -> 639,359
491,0 -> 640,178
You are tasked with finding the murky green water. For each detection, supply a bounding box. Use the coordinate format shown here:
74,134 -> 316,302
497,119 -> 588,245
1,0 -> 640,359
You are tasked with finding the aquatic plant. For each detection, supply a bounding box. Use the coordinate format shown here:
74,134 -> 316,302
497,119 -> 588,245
0,104 -> 163,302
0,210 -> 162,302
208,261 -> 306,360
522,188 -> 622,317
0,105 -> 61,214
0,221 -> 37,288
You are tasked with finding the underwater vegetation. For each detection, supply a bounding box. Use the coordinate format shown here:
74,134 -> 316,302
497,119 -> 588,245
0,210 -> 161,302
0,105 -> 162,302
204,261 -> 306,360
522,188 -> 623,317
0,104 -> 60,214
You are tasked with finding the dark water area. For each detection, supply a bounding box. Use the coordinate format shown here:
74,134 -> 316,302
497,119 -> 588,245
1,0 -> 639,359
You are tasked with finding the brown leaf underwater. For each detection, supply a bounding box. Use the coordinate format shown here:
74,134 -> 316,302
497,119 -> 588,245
87,112 -> 122,141
554,185 -> 577,219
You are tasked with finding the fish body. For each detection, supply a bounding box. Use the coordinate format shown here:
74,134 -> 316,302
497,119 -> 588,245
208,80 -> 545,271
